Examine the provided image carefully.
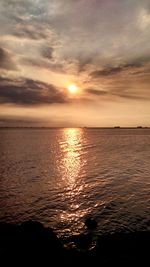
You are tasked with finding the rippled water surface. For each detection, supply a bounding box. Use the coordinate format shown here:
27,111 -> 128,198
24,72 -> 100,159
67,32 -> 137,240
0,128 -> 150,237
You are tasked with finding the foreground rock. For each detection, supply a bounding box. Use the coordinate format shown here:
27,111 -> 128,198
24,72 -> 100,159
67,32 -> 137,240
0,221 -> 149,266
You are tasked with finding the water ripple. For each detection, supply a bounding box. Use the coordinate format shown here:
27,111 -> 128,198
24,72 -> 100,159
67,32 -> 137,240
0,128 -> 150,237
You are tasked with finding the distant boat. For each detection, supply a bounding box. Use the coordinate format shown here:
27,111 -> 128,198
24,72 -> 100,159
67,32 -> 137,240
137,126 -> 142,128
114,126 -> 120,128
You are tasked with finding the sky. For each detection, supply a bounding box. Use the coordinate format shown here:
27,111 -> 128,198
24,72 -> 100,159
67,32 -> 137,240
0,0 -> 150,127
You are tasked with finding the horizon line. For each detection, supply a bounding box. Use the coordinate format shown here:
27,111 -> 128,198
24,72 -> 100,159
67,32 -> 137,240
0,126 -> 150,129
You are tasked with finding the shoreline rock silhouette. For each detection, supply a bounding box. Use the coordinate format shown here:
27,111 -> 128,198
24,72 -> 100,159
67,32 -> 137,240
0,220 -> 149,266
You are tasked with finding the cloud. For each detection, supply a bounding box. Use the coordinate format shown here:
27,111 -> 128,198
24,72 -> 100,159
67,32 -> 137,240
41,47 -> 54,60
0,77 -> 68,105
0,0 -> 150,110
1,0 -> 150,77
0,47 -> 17,71
85,88 -> 107,96
12,24 -> 51,40
84,82 -> 150,102
111,89 -> 150,101
89,59 -> 150,84
90,61 -> 147,78
113,93 -> 148,101
0,116 -> 41,126
1,0 -> 47,18
22,57 -> 66,74
91,67 -> 123,77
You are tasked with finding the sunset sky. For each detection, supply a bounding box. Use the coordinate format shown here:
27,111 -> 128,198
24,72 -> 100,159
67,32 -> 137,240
0,0 -> 150,127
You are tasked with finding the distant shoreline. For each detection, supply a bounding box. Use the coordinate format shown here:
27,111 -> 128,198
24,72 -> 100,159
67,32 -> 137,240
0,126 -> 150,130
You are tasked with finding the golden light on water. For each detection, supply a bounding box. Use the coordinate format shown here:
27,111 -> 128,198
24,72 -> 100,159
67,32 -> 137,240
61,128 -> 83,186
59,128 -> 89,225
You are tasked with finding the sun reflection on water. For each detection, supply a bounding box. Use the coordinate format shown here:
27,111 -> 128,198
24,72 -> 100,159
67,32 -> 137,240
60,128 -> 83,187
58,128 -> 88,229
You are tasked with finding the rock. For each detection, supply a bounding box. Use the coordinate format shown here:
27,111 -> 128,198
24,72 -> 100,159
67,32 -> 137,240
71,233 -> 92,250
0,221 -> 149,266
85,218 -> 97,230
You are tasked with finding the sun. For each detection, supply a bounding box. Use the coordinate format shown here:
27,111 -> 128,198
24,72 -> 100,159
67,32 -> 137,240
67,84 -> 78,94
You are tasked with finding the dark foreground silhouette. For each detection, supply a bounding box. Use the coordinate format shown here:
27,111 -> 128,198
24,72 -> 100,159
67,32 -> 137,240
0,220 -> 149,266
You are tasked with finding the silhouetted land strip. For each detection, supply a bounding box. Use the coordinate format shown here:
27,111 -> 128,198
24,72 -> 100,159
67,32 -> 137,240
0,221 -> 149,266
0,126 -> 150,130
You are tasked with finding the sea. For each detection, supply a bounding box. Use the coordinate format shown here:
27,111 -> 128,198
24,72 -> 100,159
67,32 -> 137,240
0,128 -> 150,239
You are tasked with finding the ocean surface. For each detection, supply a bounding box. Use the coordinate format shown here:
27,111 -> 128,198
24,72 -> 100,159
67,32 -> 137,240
0,128 -> 150,239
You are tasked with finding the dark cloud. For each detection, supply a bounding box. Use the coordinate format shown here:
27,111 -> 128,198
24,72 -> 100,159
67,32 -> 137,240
42,47 -> 54,60
85,88 -> 107,96
90,61 -> 149,78
85,84 -> 150,101
78,59 -> 91,72
110,82 -> 150,101
0,77 -> 68,105
91,67 -> 123,77
0,47 -> 17,71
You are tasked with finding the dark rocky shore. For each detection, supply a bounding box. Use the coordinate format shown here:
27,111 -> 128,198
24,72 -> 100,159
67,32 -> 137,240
0,220 -> 149,266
